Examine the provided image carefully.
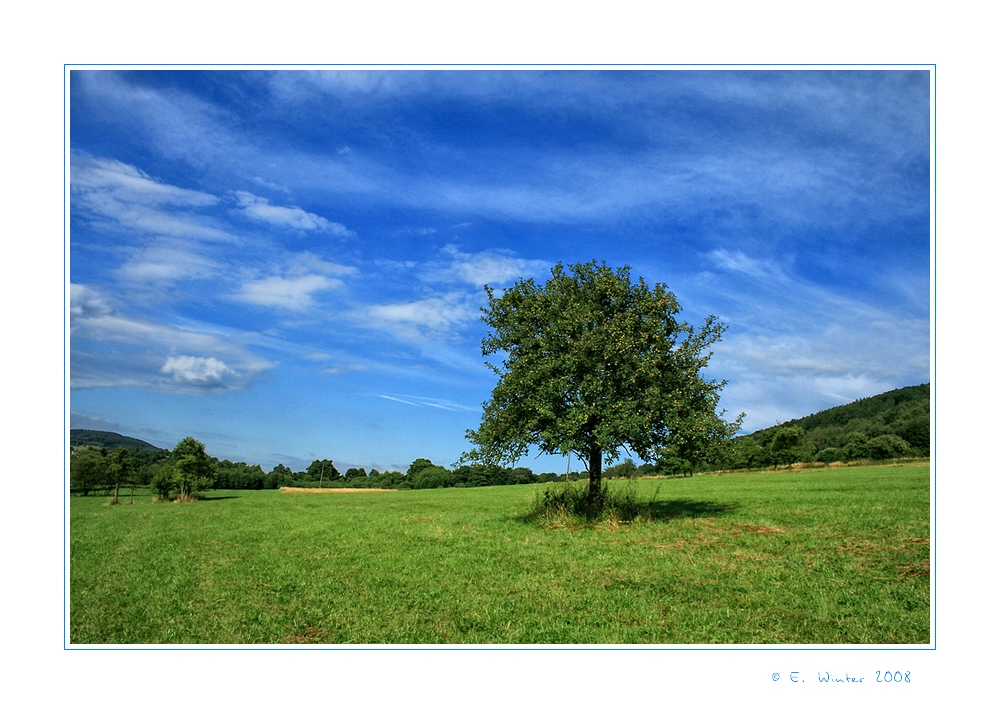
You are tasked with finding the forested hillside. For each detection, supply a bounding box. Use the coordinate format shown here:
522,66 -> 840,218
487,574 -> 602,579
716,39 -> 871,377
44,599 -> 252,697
70,430 -> 164,452
714,384 -> 930,471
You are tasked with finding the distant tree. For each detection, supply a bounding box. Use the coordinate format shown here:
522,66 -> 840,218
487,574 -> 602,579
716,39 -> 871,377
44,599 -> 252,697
659,407 -> 741,476
70,447 -> 107,496
407,459 -> 435,478
843,431 -> 869,460
151,437 -> 214,502
170,437 -> 214,501
814,447 -> 844,463
344,467 -> 368,480
413,466 -> 453,489
865,434 -> 910,461
731,437 -> 767,470
654,454 -> 691,477
510,467 -> 536,484
603,458 -> 638,479
896,418 -> 930,450
307,459 -> 338,485
261,464 -> 292,489
462,261 -> 741,505
150,461 -> 174,500
770,426 -> 805,467
107,447 -> 136,504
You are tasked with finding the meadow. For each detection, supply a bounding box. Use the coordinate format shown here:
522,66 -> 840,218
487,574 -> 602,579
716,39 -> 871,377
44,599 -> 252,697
69,463 -> 930,645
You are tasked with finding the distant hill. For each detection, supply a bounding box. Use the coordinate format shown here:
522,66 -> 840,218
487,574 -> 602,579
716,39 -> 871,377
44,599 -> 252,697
728,384 -> 930,467
749,384 -> 930,441
70,429 -> 165,452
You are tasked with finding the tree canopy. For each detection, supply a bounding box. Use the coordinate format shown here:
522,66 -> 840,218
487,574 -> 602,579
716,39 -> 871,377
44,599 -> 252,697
462,261 -> 740,502
150,437 -> 214,501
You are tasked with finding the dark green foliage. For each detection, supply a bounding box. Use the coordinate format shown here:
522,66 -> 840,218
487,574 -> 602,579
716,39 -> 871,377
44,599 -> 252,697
770,426 -> 805,466
306,459 -> 339,481
406,458 -> 435,478
464,261 -> 739,502
844,431 -> 869,460
864,434 -> 910,460
214,460 -> 268,489
603,458 -> 638,479
107,447 -> 136,504
149,462 -> 174,500
264,464 -> 293,489
814,447 -> 844,463
783,384 -> 929,432
70,447 -> 107,496
413,466 -> 453,489
70,437 -> 170,496
896,416 -> 930,449
150,437 -> 214,502
730,437 -> 767,470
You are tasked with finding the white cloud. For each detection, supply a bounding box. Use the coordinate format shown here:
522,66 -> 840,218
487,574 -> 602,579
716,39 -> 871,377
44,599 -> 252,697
234,192 -> 354,236
72,154 -> 237,243
117,240 -> 218,284
73,155 -> 218,207
235,274 -> 343,311
161,355 -> 235,387
367,293 -> 477,340
285,252 -> 357,277
706,249 -> 778,280
70,282 -> 275,393
428,245 -> 549,287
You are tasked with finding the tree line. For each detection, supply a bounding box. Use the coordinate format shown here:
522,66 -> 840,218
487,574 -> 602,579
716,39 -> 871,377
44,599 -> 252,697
70,438 -> 602,500
69,383 -> 930,500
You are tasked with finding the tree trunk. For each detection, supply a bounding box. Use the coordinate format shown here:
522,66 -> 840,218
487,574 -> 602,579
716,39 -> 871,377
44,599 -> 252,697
587,446 -> 602,505
112,481 -> 120,505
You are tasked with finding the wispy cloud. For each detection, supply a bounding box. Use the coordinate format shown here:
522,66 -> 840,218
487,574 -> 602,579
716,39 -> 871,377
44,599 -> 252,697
706,249 -> 778,280
72,155 -> 218,207
234,191 -> 354,236
117,239 -> 218,284
698,247 -> 929,430
71,282 -> 275,393
426,245 -> 549,287
235,274 -> 345,311
70,412 -> 122,431
366,293 -> 478,341
72,154 -> 237,243
378,394 -> 477,412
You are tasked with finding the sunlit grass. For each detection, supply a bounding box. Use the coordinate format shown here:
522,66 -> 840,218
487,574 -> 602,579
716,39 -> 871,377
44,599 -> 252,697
70,463 -> 930,644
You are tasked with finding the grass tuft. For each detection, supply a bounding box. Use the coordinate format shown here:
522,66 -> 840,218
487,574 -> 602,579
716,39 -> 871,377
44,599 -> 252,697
527,480 -> 658,527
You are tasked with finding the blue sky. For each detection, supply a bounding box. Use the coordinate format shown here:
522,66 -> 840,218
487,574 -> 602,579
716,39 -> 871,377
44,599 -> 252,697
69,69 -> 930,473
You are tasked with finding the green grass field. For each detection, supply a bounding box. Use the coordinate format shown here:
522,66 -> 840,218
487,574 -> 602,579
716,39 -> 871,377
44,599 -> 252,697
70,463 -> 930,645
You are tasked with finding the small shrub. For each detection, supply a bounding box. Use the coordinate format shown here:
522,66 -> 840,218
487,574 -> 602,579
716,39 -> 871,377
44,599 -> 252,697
865,434 -> 910,461
815,447 -> 844,463
527,480 -> 655,526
